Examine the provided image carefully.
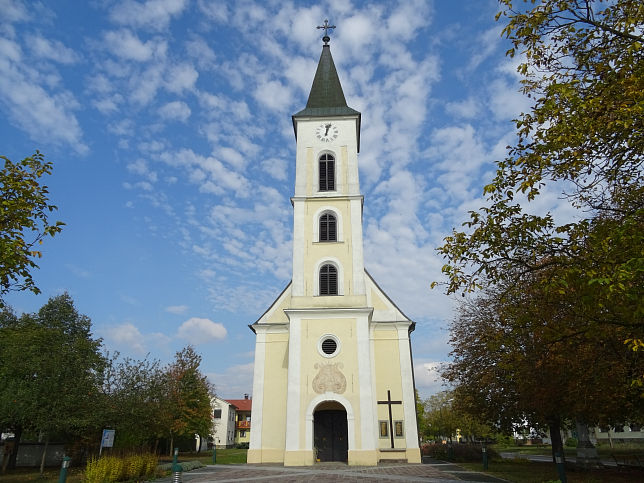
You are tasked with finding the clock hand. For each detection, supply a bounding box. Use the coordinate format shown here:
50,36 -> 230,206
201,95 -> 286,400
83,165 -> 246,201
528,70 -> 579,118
325,124 -> 331,136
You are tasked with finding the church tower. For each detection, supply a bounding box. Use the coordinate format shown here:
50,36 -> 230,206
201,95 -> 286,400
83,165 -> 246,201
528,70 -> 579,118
247,23 -> 421,466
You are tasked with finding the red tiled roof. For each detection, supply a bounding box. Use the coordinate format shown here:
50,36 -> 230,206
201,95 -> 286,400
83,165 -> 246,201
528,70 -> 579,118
226,398 -> 252,411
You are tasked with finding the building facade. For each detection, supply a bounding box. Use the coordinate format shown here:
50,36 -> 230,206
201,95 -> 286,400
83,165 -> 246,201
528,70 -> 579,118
227,396 -> 252,445
211,396 -> 236,448
247,28 -> 420,466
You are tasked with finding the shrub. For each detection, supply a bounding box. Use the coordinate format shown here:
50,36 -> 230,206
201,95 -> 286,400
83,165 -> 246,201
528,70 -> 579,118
565,437 -> 578,447
85,453 -> 158,482
421,443 -> 499,462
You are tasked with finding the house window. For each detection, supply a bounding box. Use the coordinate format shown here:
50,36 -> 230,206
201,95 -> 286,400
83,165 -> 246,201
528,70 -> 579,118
213,409 -> 222,419
240,430 -> 246,438
319,154 -> 335,191
319,213 -> 337,241
319,264 -> 338,295
379,421 -> 389,438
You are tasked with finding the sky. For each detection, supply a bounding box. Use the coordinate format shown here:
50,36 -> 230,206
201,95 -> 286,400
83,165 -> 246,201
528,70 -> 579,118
0,0 -> 559,400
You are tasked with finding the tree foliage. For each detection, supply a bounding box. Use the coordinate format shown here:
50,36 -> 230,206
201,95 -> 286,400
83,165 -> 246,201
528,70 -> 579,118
435,0 -> 643,404
436,0 -> 643,307
0,152 -> 64,305
0,293 -> 106,465
420,390 -> 496,443
443,271 -> 643,460
0,296 -> 217,458
101,354 -> 168,450
165,346 -> 214,448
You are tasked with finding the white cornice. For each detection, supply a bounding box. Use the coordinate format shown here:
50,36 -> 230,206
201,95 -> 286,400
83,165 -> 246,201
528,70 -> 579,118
251,323 -> 289,334
284,307 -> 373,319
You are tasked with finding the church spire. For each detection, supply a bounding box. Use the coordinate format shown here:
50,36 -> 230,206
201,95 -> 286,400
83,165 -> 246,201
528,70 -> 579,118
292,21 -> 360,119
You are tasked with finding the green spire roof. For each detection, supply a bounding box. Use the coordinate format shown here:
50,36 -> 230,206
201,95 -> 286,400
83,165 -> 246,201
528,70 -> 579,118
293,44 -> 360,118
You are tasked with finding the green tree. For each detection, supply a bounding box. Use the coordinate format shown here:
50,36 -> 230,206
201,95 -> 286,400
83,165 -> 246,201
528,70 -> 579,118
420,390 -> 495,444
164,346 -> 214,454
443,272 -> 643,461
101,354 -> 168,451
0,294 -> 105,471
0,152 -> 64,306
436,0 -> 643,307
435,0 -> 643,393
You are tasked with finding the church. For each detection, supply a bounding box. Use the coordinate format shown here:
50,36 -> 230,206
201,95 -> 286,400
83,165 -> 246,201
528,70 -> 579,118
247,22 -> 421,466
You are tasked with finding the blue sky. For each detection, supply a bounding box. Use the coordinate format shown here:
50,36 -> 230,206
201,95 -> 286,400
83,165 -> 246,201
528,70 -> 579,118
0,0 -> 555,399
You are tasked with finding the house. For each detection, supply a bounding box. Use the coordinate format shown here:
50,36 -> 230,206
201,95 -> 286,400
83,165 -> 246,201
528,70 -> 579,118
211,394 -> 252,448
227,395 -> 252,446
211,396 -> 237,448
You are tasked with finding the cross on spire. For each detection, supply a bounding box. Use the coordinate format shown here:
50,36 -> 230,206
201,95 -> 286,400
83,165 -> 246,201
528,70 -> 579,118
317,19 -> 336,45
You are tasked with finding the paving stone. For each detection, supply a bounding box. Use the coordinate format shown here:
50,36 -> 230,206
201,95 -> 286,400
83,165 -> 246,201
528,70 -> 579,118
153,461 -> 508,482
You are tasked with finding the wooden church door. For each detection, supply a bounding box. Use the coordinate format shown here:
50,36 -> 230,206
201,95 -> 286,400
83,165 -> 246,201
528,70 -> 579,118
314,409 -> 348,462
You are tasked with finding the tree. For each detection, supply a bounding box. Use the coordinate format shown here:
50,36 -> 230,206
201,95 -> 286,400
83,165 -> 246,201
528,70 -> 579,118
164,346 -> 214,454
436,0 -> 642,305
101,354 -> 168,451
0,152 -> 64,306
442,272 -> 643,462
0,294 -> 105,471
435,0 -> 643,391
420,390 -> 496,444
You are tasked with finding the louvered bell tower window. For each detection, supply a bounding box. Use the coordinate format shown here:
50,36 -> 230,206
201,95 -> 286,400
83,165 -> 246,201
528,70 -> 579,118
319,213 -> 337,241
319,154 -> 335,191
319,264 -> 338,295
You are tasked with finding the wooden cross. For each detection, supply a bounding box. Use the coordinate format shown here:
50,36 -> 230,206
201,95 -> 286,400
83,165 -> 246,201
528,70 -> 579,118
317,19 -> 336,44
377,390 -> 402,449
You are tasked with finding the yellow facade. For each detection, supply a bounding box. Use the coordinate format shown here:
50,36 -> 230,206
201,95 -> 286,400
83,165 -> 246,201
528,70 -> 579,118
248,38 -> 420,466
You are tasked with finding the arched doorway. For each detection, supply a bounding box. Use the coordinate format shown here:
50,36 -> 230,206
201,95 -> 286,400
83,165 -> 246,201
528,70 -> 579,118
313,401 -> 348,462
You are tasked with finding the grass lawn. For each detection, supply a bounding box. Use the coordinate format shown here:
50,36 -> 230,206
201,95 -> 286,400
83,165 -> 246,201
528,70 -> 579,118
460,459 -> 642,482
161,448 -> 248,466
2,449 -> 248,482
0,466 -> 85,483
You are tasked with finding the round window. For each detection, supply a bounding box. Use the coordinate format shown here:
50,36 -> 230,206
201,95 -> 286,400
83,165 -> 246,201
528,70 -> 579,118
318,334 -> 340,358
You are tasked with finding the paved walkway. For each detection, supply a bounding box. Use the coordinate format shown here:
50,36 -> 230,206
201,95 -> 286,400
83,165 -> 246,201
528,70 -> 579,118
154,460 -> 507,482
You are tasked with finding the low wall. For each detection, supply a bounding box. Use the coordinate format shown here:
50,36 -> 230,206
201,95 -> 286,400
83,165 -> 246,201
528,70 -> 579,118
2,442 -> 65,467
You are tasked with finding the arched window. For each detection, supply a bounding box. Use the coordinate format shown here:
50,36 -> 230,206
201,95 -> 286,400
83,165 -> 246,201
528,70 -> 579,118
319,213 -> 337,242
319,154 -> 335,191
319,264 -> 338,295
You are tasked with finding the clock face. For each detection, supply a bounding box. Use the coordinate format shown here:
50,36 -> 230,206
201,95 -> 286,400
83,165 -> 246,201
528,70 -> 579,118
316,123 -> 339,142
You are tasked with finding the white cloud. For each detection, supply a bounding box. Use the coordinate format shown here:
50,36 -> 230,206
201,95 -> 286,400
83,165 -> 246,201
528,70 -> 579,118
216,147 -> 245,170
1,0 -> 29,22
445,97 -> 480,119
185,36 -> 216,69
177,317 -> 227,344
165,304 -> 189,314
158,100 -> 191,121
0,43 -> 87,153
165,62 -> 198,93
261,157 -> 287,181
110,0 -> 188,31
254,80 -> 291,111
414,361 -> 448,397
28,35 -> 80,64
207,362 -> 254,399
487,77 -> 531,120
104,29 -> 158,61
106,323 -> 146,353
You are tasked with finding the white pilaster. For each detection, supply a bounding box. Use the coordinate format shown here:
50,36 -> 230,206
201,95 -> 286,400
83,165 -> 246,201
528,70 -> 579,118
357,315 -> 376,450
284,315 -> 302,450
249,329 -> 267,450
292,200 -> 305,296
397,323 -> 419,448
350,198 -> 365,295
